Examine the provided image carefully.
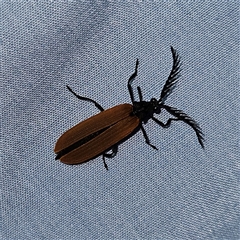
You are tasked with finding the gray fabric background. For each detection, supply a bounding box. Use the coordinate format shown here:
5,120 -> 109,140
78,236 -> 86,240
2,1 -> 239,239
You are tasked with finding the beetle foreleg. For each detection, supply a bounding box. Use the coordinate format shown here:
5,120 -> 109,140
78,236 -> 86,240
152,116 -> 179,128
102,146 -> 118,170
128,59 -> 139,103
140,125 -> 158,150
152,105 -> 204,149
137,86 -> 143,102
66,85 -> 104,112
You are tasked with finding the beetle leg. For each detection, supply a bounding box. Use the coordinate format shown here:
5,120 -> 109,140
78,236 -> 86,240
152,116 -> 179,128
137,86 -> 143,102
140,125 -> 158,150
128,59 -> 139,103
152,110 -> 204,149
66,85 -> 104,112
102,146 -> 118,170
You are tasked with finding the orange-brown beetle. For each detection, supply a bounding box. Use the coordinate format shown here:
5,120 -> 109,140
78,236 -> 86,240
54,47 -> 204,170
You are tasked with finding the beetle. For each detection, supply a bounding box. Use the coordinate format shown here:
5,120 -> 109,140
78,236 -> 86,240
54,46 -> 204,170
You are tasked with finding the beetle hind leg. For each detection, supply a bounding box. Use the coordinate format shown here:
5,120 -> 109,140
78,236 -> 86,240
102,146 -> 118,170
66,85 -> 104,112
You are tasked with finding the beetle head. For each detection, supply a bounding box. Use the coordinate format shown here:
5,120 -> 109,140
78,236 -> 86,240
150,98 -> 161,114
133,98 -> 162,123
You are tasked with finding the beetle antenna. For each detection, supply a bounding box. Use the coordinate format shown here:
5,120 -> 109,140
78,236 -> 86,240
159,46 -> 181,104
161,105 -> 204,148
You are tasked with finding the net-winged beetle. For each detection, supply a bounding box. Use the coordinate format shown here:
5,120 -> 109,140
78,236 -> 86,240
54,46 -> 204,170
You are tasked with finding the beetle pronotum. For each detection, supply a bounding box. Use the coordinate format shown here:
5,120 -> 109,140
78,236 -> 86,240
54,47 -> 204,170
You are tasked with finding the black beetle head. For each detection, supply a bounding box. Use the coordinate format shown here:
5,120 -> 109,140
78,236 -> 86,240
150,98 -> 161,114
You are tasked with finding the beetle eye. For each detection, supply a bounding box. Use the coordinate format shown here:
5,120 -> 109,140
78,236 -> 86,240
151,98 -> 157,103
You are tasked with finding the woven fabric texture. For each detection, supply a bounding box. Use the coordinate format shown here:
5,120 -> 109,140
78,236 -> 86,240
2,1 -> 239,239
